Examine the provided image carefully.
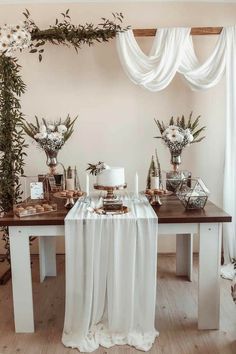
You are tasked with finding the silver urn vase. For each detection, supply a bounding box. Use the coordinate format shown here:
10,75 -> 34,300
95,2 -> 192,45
45,150 -> 59,175
166,152 -> 185,193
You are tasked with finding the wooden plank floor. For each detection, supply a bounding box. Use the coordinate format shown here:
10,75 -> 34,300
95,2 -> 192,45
0,254 -> 236,354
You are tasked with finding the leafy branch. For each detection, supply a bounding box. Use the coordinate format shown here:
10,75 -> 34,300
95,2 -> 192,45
0,56 -> 27,212
23,9 -> 129,61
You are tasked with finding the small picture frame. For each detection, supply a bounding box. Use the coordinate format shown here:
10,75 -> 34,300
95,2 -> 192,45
19,175 -> 50,202
30,182 -> 44,200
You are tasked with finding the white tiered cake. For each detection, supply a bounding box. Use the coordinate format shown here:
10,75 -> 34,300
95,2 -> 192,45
96,167 -> 125,187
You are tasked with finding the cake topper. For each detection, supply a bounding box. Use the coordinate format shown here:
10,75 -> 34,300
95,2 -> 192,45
86,162 -> 109,176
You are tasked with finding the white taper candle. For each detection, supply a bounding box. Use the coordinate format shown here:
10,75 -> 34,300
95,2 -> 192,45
66,178 -> 74,190
86,174 -> 89,196
135,172 -> 139,196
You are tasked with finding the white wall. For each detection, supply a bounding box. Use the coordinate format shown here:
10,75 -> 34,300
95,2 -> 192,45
0,1 -> 235,254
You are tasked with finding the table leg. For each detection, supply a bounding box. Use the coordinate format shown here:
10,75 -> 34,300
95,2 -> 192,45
198,223 -> 221,330
39,237 -> 57,283
176,234 -> 193,281
9,227 -> 34,333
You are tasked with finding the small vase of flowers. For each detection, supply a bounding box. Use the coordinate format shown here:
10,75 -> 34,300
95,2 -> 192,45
154,112 -> 205,191
23,115 -> 77,174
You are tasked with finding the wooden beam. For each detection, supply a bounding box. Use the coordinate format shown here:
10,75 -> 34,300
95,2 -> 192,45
133,27 -> 223,37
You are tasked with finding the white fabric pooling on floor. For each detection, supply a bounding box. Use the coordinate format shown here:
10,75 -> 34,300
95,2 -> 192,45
62,194 -> 158,352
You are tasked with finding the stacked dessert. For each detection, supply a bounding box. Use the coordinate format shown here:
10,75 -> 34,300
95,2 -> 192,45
59,190 -> 83,198
15,202 -> 57,217
87,162 -> 126,213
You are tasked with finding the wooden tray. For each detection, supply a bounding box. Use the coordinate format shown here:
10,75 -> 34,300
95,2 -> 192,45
94,205 -> 129,215
53,191 -> 85,199
14,202 -> 57,218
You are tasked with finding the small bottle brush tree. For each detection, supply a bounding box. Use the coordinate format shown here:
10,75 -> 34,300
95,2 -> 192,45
146,150 -> 162,189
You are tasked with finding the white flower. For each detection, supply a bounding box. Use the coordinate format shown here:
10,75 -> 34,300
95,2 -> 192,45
0,24 -> 31,53
0,36 -> 11,52
48,124 -> 55,131
166,131 -> 184,143
35,132 -> 47,140
53,132 -> 63,140
14,29 -> 31,48
57,124 -> 67,134
185,129 -> 194,143
40,125 -> 47,133
47,133 -> 55,141
48,132 -> 63,141
175,131 -> 184,143
163,125 -> 179,136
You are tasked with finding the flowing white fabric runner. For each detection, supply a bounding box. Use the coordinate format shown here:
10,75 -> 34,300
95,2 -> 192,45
117,26 -> 236,278
62,194 -> 158,352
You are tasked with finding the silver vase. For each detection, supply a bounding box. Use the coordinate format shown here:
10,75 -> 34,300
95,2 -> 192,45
171,153 -> 182,166
45,150 -> 58,175
166,152 -> 184,193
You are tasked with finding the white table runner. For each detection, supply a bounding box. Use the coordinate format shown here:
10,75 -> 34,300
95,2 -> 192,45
62,194 -> 159,352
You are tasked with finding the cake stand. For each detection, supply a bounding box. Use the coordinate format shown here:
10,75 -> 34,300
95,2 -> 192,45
53,191 -> 85,209
94,183 -> 127,200
145,188 -> 173,206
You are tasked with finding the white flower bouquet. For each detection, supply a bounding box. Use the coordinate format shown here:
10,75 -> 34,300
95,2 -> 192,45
155,112 -> 205,158
0,23 -> 31,57
23,115 -> 78,153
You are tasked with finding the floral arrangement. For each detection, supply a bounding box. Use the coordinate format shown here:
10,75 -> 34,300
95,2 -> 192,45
0,23 -> 31,57
86,162 -> 109,175
154,112 -> 206,156
23,115 -> 77,153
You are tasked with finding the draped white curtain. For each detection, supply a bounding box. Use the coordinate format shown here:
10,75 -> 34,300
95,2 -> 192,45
117,26 -> 236,275
117,27 -> 226,91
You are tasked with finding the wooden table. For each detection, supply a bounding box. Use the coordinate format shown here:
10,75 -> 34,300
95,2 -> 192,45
0,196 -> 231,333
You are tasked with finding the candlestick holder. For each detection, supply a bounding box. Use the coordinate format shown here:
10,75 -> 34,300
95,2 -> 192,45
145,188 -> 172,206
53,190 -> 85,209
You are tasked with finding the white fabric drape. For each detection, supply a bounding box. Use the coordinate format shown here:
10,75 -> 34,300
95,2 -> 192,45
223,27 -> 236,270
62,195 -> 158,352
117,28 -> 226,92
117,26 -> 236,276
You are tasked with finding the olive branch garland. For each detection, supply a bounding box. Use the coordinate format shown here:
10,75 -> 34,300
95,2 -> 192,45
23,9 -> 128,61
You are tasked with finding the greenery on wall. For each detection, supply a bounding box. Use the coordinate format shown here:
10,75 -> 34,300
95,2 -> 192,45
24,9 -> 126,61
0,56 -> 26,212
0,9 -> 127,267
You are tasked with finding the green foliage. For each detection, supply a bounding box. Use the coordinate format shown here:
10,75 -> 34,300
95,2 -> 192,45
154,112 -> 206,144
0,55 -> 27,212
86,162 -> 105,176
146,156 -> 156,189
23,9 -> 128,61
146,152 -> 162,189
155,149 -> 162,186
